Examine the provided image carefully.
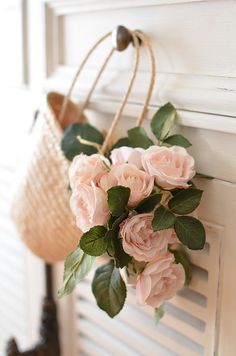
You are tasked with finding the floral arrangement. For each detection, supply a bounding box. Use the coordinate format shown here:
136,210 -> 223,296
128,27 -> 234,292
58,103 -> 207,320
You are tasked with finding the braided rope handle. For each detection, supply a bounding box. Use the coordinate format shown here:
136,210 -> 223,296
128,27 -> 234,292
59,27 -> 156,155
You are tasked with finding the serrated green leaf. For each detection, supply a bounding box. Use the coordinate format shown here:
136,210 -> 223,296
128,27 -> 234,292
108,186 -> 130,217
174,216 -> 206,250
163,134 -> 192,148
152,205 -> 176,231
154,305 -> 165,323
61,123 -> 104,161
168,188 -> 203,214
172,248 -> 192,285
58,247 -> 95,298
80,225 -> 108,256
92,260 -> 127,317
128,127 -> 154,149
135,194 -> 162,213
151,103 -> 177,141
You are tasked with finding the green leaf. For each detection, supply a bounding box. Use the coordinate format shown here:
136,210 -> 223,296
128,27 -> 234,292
58,247 -> 95,298
152,205 -> 176,231
80,226 -> 108,256
92,260 -> 127,317
111,137 -> 131,149
107,186 -> 130,217
151,102 -> 177,141
113,238 -> 132,268
106,228 -> 131,268
195,172 -> 214,180
163,134 -> 192,148
108,211 -> 129,230
172,248 -> 192,285
135,194 -> 162,213
174,216 -> 206,250
61,123 -> 104,161
168,188 -> 203,214
128,127 -> 154,149
154,305 -> 165,323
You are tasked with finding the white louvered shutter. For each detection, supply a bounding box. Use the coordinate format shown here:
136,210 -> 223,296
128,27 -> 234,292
74,222 -> 221,356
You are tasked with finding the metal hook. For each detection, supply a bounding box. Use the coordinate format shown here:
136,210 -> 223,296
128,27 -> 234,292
112,25 -> 142,51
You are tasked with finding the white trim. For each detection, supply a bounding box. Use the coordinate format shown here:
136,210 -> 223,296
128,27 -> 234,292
44,65 -> 236,134
86,99 -> 236,135
44,0 -> 208,15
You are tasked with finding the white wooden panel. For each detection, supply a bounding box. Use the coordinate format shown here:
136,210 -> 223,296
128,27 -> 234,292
43,0 -> 236,117
58,1 -> 236,77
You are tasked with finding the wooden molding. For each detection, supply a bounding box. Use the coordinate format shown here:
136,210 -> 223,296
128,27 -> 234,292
44,65 -> 236,134
44,0 -> 206,15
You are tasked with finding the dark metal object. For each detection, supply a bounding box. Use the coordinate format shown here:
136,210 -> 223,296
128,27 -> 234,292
6,264 -> 61,356
112,25 -> 142,51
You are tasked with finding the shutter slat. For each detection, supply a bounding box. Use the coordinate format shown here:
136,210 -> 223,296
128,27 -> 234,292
188,272 -> 208,296
78,299 -> 173,355
79,336 -> 111,356
169,295 -> 207,321
78,319 -> 138,356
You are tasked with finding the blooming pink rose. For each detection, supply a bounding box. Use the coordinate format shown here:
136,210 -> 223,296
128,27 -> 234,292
69,153 -> 110,189
136,253 -> 185,308
103,164 -> 154,206
142,146 -> 195,189
98,172 -> 118,192
110,147 -> 145,169
120,213 -> 171,261
70,183 -> 110,232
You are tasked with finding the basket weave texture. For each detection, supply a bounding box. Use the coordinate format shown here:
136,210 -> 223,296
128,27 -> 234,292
11,93 -> 85,262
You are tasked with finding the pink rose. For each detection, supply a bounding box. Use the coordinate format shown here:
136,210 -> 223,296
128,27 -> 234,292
70,183 -> 110,232
98,172 -> 117,192
142,146 -> 195,189
110,147 -> 145,169
120,213 -> 171,261
69,153 -> 110,189
136,253 -> 185,308
101,164 -> 154,206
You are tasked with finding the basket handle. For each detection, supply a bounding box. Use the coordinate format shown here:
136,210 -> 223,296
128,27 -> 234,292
101,30 -> 156,154
59,27 -> 156,155
59,29 -> 140,123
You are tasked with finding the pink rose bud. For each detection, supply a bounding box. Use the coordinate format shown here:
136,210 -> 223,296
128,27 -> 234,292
70,183 -> 110,232
136,253 -> 185,308
142,146 -> 195,189
110,147 -> 145,169
120,213 -> 171,261
69,153 -> 110,189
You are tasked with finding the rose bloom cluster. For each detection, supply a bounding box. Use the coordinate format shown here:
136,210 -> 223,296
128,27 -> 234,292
69,145 -> 195,308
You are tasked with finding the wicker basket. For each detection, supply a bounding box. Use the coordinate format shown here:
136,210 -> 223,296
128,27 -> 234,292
11,93 -> 86,262
11,28 -> 155,263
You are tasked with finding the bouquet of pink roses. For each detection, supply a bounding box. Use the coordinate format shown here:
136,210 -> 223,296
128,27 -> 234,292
58,103 -> 206,320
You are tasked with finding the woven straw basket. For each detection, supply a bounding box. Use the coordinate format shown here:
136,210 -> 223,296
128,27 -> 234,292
11,93 -> 87,262
11,27 -> 155,263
